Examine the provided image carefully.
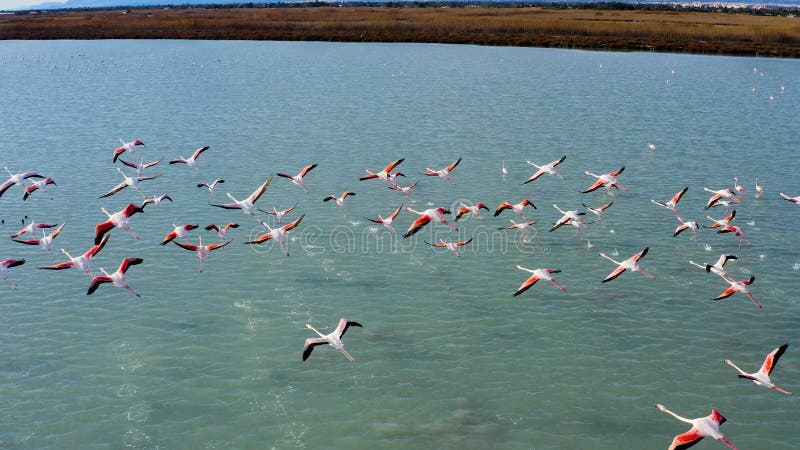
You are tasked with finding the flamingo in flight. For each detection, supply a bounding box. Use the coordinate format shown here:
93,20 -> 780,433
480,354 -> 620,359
174,236 -> 231,272
754,177 -> 764,197
550,205 -> 586,232
513,266 -> 565,296
11,221 -> 57,238
0,258 -> 25,289
599,247 -> 654,282
12,221 -> 68,254
581,201 -> 614,221
277,164 -> 317,192
366,204 -> 402,232
713,275 -> 760,308
424,238 -> 473,257
423,157 -> 461,183
197,178 -> 224,193
112,139 -> 145,163
582,166 -> 628,193
779,192 -> 800,205
119,157 -> 163,177
651,187 -> 688,215
673,217 -> 700,240
498,220 -> 537,238
494,199 -> 536,220
403,207 -> 457,238
323,192 -> 356,210
94,203 -> 145,244
717,224 -> 751,250
455,202 -> 489,221
704,188 -> 739,209
260,203 -> 297,224
655,404 -> 738,450
360,158 -> 405,185
707,210 -> 736,230
524,155 -> 566,184
141,193 -> 173,210
161,224 -> 199,246
23,177 -> 56,201
169,146 -> 209,171
388,181 -> 417,196
303,318 -> 362,362
40,234 -> 110,275
725,344 -> 791,395
205,222 -> 239,240
688,254 -> 737,281
212,177 -> 273,218
99,168 -> 157,198
244,214 -> 305,256
87,257 -> 144,297
0,167 -> 44,199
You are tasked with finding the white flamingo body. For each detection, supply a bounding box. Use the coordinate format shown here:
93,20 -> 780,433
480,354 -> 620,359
245,215 -> 305,256
212,177 -> 272,218
23,177 -> 56,200
725,344 -> 791,395
95,203 -> 144,244
277,164 -> 317,192
423,157 -> 461,183
524,155 -> 566,184
514,266 -> 565,296
656,404 -> 738,450
779,192 -> 800,204
169,146 -> 208,171
174,236 -> 230,272
303,318 -> 362,362
361,158 -> 405,185
582,167 -> 627,193
112,139 -> 145,162
367,204 -> 402,231
87,257 -> 143,297
599,247 -> 654,282
403,207 -> 457,238
40,234 -> 110,275
260,203 -> 296,224
494,199 -> 536,220
425,238 -> 472,257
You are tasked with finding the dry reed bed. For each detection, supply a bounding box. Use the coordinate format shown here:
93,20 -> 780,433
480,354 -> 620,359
2,7 -> 800,57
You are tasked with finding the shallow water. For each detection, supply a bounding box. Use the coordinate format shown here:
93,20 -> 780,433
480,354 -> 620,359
0,40 -> 798,449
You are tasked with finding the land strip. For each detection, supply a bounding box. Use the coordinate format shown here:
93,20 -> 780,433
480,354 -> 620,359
2,5 -> 800,57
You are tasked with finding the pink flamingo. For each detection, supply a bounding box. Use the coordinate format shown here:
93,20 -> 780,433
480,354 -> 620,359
725,344 -> 791,395
599,247 -> 655,282
655,404 -> 738,450
303,318 -> 362,362
513,266 -> 565,296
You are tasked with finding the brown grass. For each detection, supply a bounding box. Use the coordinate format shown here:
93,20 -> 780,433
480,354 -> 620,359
2,6 -> 800,57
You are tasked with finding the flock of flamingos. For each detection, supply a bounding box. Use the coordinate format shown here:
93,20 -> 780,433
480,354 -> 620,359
1,139 -> 799,449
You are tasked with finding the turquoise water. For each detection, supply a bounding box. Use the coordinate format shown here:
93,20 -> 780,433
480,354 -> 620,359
0,40 -> 799,449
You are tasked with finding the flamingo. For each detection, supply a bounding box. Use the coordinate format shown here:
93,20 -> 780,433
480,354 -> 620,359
99,168 -> 157,198
514,266 -> 565,296
494,199 -> 536,220
707,210 -> 736,230
581,201 -> 614,221
174,236 -> 231,272
140,193 -> 173,210
674,217 -> 700,240
169,146 -> 209,171
303,318 -> 362,362
713,275 -> 760,308
12,221 -> 68,254
388,181 -> 417,196
197,178 -> 225,193
688,254 -> 737,281
0,258 -> 25,289
260,203 -> 297,224
655,404 -> 738,450
94,203 -> 145,244
87,257 -> 144,297
40,234 -> 110,275
502,160 -> 508,178
360,158 -> 405,185
22,177 -> 56,201
366,204 -> 402,232
244,214 -> 305,256
651,187 -> 688,215
0,167 -> 44,199
524,155 -> 566,184
119,157 -> 163,177
733,177 -> 745,194
498,220 -> 537,238
277,164 -> 317,192
717,225 -> 751,250
704,188 -> 739,209
323,192 -> 356,210
779,192 -> 800,205
112,139 -> 145,163
422,157 -> 461,183
550,205 -> 587,232
161,224 -> 199,246
455,202 -> 489,221
403,207 -> 457,238
648,142 -> 656,151
599,247 -> 655,282
754,177 -> 764,197
582,166 -> 628,193
205,222 -> 239,240
11,221 -> 57,238
424,238 -> 473,257
725,344 -> 791,395
211,177 -> 273,218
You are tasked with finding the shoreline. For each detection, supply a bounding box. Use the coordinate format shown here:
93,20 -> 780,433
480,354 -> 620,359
2,5 -> 800,58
